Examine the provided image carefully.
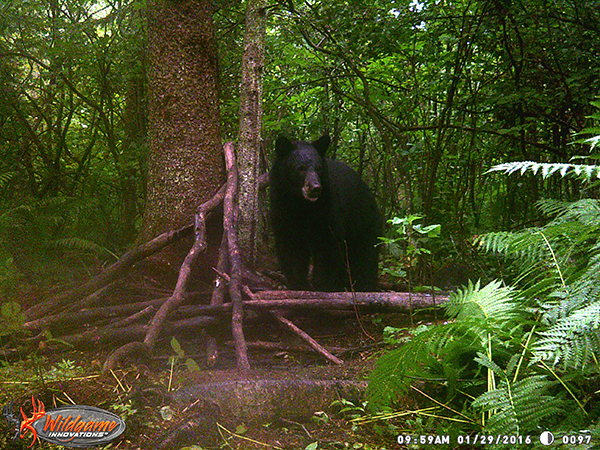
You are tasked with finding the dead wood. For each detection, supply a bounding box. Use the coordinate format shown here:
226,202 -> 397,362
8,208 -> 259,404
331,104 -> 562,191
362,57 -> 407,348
25,290 -> 445,339
242,285 -> 343,365
22,293 -> 207,332
223,142 -> 250,371
252,290 -> 448,310
173,290 -> 447,318
143,228 -> 208,352
28,290 -> 445,336
12,138 -> 447,371
175,290 -> 446,325
58,315 -> 219,366
25,223 -> 197,321
103,182 -> 227,370
102,142 -> 253,371
15,147 -> 268,370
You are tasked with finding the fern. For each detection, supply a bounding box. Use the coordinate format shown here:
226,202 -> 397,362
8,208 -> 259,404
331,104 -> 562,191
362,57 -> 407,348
367,320 -> 484,410
368,281 -> 523,412
573,99 -> 600,152
47,237 -> 118,260
537,198 -> 600,227
475,229 -> 547,262
478,204 -> 600,371
489,107 -> 600,181
368,125 -> 600,436
0,171 -> 16,190
472,375 -> 564,435
534,302 -> 600,370
488,161 -> 600,180
367,262 -> 589,435
445,280 -> 518,323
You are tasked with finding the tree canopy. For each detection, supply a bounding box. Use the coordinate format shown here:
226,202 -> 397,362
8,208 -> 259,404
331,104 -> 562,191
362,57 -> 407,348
1,0 -> 599,284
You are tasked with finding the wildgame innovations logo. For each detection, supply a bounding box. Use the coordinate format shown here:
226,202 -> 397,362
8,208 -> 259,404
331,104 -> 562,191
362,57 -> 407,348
3,396 -> 126,448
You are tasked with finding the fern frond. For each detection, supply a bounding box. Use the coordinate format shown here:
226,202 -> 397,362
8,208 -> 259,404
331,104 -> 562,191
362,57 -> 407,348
488,161 -> 600,181
478,198 -> 600,298
46,238 -> 117,259
544,199 -> 600,227
445,280 -> 519,323
583,134 -> 600,151
367,321 -> 482,410
574,123 -> 600,151
474,351 -> 506,378
536,198 -> 575,219
475,229 -> 547,261
0,171 -> 16,189
541,278 -> 600,320
368,281 -> 522,411
472,375 -> 563,435
533,302 -> 600,370
474,231 -> 514,254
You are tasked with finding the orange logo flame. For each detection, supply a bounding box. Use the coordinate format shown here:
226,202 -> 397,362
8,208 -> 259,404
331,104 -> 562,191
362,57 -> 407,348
20,396 -> 46,448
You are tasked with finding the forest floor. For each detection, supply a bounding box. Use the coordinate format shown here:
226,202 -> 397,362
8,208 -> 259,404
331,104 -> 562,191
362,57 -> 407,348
0,304 -> 443,450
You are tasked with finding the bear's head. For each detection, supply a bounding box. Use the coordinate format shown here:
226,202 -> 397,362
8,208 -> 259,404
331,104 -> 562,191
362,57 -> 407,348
274,135 -> 330,202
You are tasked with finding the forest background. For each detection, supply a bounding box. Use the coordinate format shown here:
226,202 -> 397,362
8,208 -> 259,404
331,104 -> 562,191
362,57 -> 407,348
1,0 -> 600,446
1,0 -> 599,289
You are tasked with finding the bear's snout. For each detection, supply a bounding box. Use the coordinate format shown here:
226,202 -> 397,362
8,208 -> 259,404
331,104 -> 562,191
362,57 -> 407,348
302,174 -> 322,202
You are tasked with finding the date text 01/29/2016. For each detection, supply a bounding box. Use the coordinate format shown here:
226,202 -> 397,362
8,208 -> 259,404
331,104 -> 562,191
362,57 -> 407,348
397,433 -> 592,446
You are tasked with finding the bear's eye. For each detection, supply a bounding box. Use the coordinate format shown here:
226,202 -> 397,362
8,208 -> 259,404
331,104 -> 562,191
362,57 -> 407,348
298,164 -> 309,172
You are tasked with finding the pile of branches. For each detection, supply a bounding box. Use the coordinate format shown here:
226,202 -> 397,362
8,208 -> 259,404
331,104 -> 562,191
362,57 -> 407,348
20,143 -> 447,371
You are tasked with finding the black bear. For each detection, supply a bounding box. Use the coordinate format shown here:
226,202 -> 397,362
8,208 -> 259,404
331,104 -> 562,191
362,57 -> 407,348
269,135 -> 382,292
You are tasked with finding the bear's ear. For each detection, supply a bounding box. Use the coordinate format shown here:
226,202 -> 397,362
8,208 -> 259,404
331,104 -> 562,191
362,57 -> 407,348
275,137 -> 294,157
313,134 -> 330,156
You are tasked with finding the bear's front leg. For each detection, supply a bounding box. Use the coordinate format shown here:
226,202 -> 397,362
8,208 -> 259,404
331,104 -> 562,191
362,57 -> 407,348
311,239 -> 350,292
275,238 -> 311,290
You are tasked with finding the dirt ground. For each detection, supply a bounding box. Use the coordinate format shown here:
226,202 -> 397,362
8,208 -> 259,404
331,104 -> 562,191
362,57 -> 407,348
0,307 -> 440,450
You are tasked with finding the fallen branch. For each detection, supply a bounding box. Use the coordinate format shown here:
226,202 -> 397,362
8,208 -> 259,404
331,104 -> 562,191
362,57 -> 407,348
242,285 -> 343,365
26,290 -> 446,337
23,293 -> 205,332
173,291 -> 446,319
253,290 -> 448,310
102,143 -> 254,370
223,142 -> 250,371
25,223 -> 195,321
103,183 -> 227,370
143,224 -> 208,352
54,314 -> 219,354
142,182 -> 226,352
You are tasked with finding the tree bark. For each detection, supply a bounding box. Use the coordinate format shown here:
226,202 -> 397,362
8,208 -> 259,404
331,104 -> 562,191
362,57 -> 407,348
144,0 -> 225,268
236,0 -> 267,265
119,15 -> 147,246
223,142 -> 251,370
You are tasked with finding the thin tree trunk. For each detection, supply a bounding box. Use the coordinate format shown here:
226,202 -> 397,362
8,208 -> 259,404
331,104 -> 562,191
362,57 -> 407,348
236,0 -> 267,265
119,19 -> 147,246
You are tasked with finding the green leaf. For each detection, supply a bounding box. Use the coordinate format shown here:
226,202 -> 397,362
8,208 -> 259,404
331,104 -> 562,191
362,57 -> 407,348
185,358 -> 201,372
170,337 -> 184,359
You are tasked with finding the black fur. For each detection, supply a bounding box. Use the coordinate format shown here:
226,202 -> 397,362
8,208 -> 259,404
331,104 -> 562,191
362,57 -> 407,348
269,135 -> 382,291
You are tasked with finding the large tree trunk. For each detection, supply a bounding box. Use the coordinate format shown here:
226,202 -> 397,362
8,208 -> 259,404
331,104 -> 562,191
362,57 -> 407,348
236,0 -> 267,266
144,0 -> 225,269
